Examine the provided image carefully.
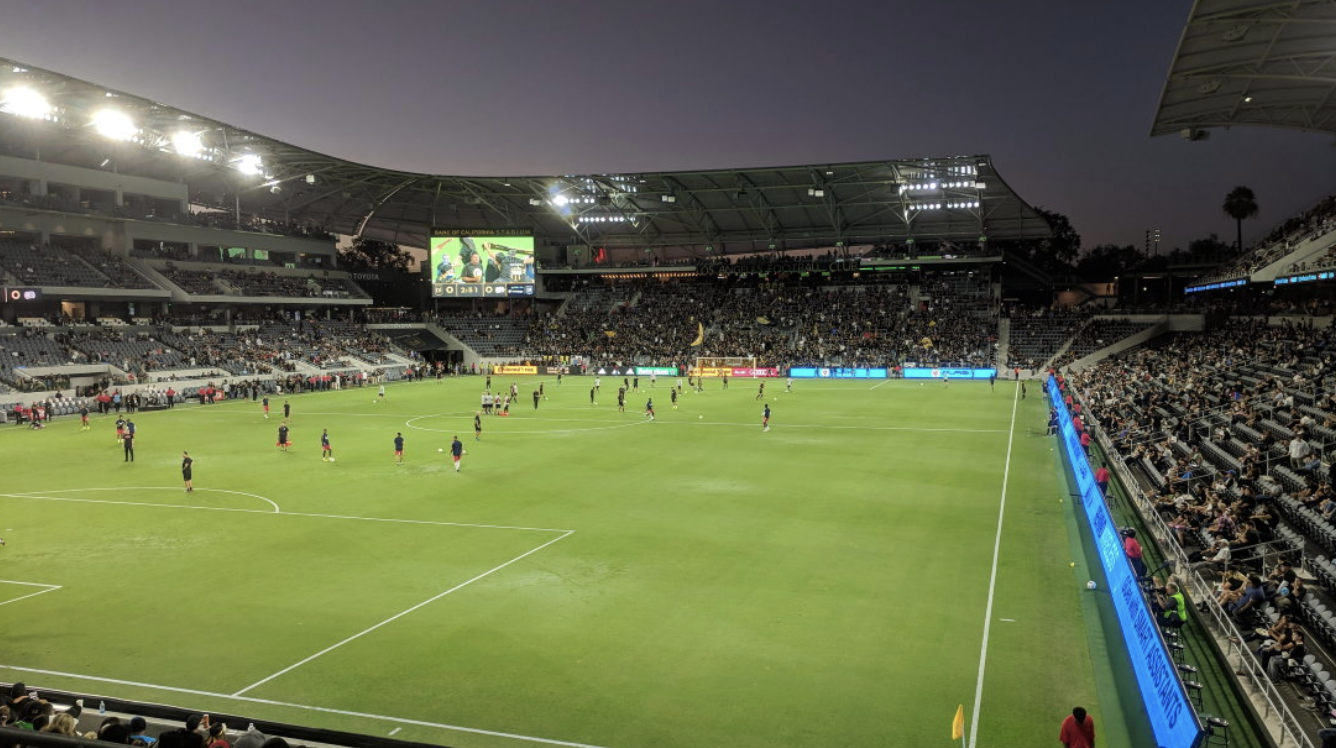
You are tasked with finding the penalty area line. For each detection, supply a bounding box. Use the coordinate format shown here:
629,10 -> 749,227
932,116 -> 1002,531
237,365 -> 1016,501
0,664 -> 615,748
231,529 -> 576,697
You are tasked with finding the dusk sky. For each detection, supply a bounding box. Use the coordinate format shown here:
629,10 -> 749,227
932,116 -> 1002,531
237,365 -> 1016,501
1,0 -> 1332,252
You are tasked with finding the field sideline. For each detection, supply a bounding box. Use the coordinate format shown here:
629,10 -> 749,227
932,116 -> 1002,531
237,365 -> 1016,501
0,376 -> 1110,748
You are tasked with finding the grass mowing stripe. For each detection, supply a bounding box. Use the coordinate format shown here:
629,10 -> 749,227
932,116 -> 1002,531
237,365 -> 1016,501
231,530 -> 576,697
967,381 -> 1020,748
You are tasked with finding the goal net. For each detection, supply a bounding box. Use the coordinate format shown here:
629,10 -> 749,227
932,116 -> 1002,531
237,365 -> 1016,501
692,356 -> 756,377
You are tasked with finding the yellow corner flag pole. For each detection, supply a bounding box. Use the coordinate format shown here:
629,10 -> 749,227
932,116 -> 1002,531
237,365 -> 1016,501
952,704 -> 965,746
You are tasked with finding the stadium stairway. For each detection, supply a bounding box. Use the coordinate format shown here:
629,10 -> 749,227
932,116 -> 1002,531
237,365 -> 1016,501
1067,319 -> 1171,373
995,317 -> 1010,374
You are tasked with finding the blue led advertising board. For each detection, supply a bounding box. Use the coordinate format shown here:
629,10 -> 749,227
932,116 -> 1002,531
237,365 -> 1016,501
788,367 -> 889,379
1048,382 -> 1200,748
901,367 -> 996,379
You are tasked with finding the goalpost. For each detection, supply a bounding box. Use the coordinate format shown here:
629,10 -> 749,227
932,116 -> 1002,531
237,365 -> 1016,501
692,356 -> 757,377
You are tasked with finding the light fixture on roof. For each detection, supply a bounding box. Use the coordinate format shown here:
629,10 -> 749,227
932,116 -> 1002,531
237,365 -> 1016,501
0,86 -> 50,119
807,188 -> 825,197
552,194 -> 570,206
171,130 -> 203,157
1243,95 -> 1253,103
661,194 -> 676,203
234,153 -> 264,176
92,109 -> 136,141
528,198 -> 543,206
305,174 -> 317,185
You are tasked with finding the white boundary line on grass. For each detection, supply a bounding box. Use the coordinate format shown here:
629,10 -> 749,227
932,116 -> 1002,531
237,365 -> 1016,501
231,529 -> 575,696
0,490 -> 573,534
870,379 -> 893,390
0,580 -> 62,607
14,487 -> 282,513
967,379 -> 1020,748
0,664 -> 614,748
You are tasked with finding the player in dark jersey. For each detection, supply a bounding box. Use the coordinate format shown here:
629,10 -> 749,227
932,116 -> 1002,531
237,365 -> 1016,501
670,388 -> 678,409
321,429 -> 333,461
182,451 -> 194,492
115,416 -> 126,443
644,398 -> 655,420
474,412 -> 482,441
533,389 -> 540,409
278,424 -> 291,452
282,400 -> 291,422
262,396 -> 270,419
394,432 -> 405,465
763,404 -> 771,432
590,387 -> 596,406
79,404 -> 90,431
451,435 -> 464,472
617,387 -> 626,412
756,382 -> 765,400
122,429 -> 135,462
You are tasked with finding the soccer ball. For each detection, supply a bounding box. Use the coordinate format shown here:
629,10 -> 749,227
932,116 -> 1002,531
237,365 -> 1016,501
1086,580 -> 1097,590
699,415 -> 704,419
438,447 -> 444,453
328,458 -> 336,462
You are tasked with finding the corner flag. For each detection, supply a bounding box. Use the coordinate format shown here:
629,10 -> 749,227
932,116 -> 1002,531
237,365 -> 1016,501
951,704 -> 964,740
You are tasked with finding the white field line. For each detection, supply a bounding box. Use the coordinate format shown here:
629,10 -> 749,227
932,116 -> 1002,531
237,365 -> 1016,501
231,529 -> 575,696
0,581 -> 61,607
967,379 -> 1021,748
14,487 -> 281,513
870,379 -> 893,390
0,490 -> 572,534
0,664 -> 614,748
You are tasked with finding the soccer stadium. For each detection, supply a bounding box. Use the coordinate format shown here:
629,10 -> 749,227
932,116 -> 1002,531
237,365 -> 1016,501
1,3 -> 1335,748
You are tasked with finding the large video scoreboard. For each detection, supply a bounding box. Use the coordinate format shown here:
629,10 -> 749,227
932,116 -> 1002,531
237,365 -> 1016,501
430,227 -> 535,298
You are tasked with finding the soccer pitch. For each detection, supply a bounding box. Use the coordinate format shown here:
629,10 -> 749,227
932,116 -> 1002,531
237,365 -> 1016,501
0,376 -> 1103,748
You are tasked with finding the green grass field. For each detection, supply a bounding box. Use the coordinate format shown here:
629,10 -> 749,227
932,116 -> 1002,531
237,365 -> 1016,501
0,376 -> 1111,748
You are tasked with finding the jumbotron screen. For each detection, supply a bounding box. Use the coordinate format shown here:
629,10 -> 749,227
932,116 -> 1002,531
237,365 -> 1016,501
430,228 -> 535,298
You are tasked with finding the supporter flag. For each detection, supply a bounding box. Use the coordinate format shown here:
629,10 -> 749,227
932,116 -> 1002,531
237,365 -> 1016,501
921,337 -> 934,348
951,704 -> 964,740
604,330 -> 617,338
756,316 -> 771,325
690,322 -> 704,347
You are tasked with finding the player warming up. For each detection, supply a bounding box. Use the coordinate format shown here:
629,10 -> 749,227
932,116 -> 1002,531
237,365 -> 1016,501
763,403 -> 771,432
182,451 -> 194,492
451,435 -> 464,472
756,382 -> 765,400
644,398 -> 655,420
474,411 -> 482,441
394,432 -> 405,465
321,429 -> 334,461
277,424 -> 291,452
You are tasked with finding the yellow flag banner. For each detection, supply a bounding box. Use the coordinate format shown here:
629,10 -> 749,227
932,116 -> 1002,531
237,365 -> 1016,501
690,322 -> 704,347
951,704 -> 964,740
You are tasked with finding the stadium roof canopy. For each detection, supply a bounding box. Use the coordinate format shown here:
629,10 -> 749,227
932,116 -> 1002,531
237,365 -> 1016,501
0,58 -> 1051,254
1151,0 -> 1336,138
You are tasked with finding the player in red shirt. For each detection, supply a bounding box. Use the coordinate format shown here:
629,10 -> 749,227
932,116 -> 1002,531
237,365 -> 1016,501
1058,707 -> 1095,748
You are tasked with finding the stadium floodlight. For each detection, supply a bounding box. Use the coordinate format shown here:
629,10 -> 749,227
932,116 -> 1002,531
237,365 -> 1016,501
528,198 -> 543,206
234,153 -> 264,176
1,86 -> 50,119
171,130 -> 204,158
92,109 -> 137,140
552,194 -> 570,207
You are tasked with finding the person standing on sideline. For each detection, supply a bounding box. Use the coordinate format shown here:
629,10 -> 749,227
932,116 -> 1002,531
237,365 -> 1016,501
450,435 -> 464,472
474,411 -> 482,441
394,432 -> 405,465
763,403 -> 771,432
123,428 -> 136,462
321,429 -> 333,461
1059,707 -> 1095,748
182,451 -> 194,492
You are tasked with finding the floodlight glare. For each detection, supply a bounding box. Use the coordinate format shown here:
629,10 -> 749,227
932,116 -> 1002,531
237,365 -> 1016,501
1,86 -> 50,119
92,109 -> 136,141
171,130 -> 203,157
234,153 -> 264,176
552,194 -> 569,206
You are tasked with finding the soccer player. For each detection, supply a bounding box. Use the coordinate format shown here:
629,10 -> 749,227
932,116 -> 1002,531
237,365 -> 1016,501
650,372 -> 657,388
394,432 -> 405,465
283,400 -> 291,422
485,374 -> 492,390
722,374 -> 728,390
632,376 -> 639,392
756,382 -> 765,400
501,395 -> 511,416
1021,382 -> 1027,399
533,389 -> 540,409
182,451 -> 194,492
989,373 -> 996,391
79,404 -> 90,431
474,411 -> 482,441
590,386 -> 597,406
539,383 -> 546,400
671,388 -> 678,409
451,435 -> 464,472
278,424 -> 291,452
594,376 -> 601,393
378,383 -> 386,400
644,398 -> 655,420
617,387 -> 626,413
123,429 -> 135,462
321,429 -> 333,461
115,416 -> 126,444
262,396 -> 270,419
785,377 -> 793,393
676,377 -> 683,393
481,391 -> 490,415
763,403 -> 771,432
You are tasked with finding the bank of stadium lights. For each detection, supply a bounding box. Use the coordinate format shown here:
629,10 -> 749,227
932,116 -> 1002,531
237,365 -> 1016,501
171,130 -> 204,158
0,86 -> 52,120
909,200 -> 980,211
900,180 -> 981,193
576,215 -> 632,223
91,109 -> 139,141
233,153 -> 265,177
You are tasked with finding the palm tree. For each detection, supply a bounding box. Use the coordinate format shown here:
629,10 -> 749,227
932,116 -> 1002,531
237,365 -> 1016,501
1222,186 -> 1259,252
